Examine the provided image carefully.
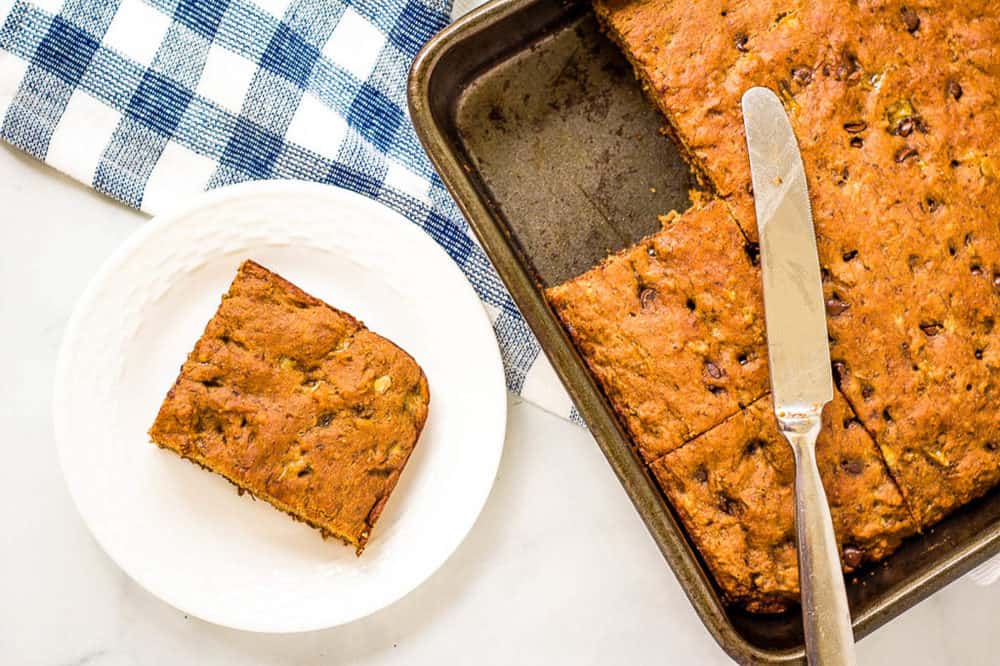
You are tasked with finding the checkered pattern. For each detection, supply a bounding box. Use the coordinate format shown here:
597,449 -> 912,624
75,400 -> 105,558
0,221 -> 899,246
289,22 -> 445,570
0,0 -> 579,422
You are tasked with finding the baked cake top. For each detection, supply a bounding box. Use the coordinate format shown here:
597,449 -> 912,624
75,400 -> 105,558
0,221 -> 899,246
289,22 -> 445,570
593,0 -> 1000,527
149,260 -> 430,551
548,201 -> 769,461
651,392 -> 914,613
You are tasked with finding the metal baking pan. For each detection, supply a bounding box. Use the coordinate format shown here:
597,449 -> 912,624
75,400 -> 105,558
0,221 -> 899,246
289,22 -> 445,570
408,0 -> 1000,662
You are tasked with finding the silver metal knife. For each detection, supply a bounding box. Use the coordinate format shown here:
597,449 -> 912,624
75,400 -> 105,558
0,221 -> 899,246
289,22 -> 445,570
741,86 -> 857,666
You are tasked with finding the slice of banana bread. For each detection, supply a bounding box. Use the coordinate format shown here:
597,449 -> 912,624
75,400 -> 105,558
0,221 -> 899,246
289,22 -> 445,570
149,260 -> 430,553
547,200 -> 769,462
650,393 -> 915,613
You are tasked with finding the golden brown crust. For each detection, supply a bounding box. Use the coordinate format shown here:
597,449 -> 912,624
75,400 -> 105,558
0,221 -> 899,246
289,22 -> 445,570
549,0 -> 1000,610
148,260 -> 430,553
651,394 -> 915,613
592,0 -> 1000,528
547,201 -> 769,461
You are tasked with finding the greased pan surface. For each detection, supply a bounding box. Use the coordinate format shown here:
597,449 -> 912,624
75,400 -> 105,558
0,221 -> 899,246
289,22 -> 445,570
408,1 -> 1000,662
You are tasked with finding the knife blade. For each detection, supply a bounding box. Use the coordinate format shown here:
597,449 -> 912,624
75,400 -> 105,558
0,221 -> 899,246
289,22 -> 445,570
742,86 -> 833,414
742,86 -> 857,666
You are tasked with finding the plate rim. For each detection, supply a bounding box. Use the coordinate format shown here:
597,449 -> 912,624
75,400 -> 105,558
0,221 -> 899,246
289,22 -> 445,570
52,179 -> 508,633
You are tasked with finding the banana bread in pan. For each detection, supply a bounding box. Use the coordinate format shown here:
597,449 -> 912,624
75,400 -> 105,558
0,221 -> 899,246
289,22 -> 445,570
547,0 -> 999,610
591,0 -> 1000,528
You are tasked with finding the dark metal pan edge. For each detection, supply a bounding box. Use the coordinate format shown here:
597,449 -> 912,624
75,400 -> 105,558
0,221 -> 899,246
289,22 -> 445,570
407,1 -> 1000,663
408,4 -> 796,663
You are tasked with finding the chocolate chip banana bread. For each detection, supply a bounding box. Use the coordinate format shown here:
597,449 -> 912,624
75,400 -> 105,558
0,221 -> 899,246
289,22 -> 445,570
149,260 -> 430,553
546,201 -> 917,610
545,0 -> 999,610
547,200 -> 769,462
592,0 -> 1000,529
651,393 -> 915,613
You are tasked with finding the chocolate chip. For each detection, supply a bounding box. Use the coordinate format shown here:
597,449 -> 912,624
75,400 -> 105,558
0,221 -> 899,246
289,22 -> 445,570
694,465 -> 709,483
707,384 -> 726,396
744,438 -> 765,455
843,417 -> 860,429
862,384 -> 874,400
705,361 -> 724,379
946,79 -> 963,100
843,120 -> 867,133
924,197 -> 939,212
646,245 -> 656,257
975,349 -> 984,360
832,360 -> 848,384
296,467 -> 311,478
895,146 -> 919,163
920,322 -> 944,336
835,52 -> 863,82
317,412 -> 334,427
850,136 -> 864,148
686,297 -> 697,311
894,117 -> 915,137
843,545 -> 865,568
744,241 -> 760,266
639,287 -> 657,308
735,33 -> 749,52
352,403 -> 374,418
900,6 -> 920,32
841,459 -> 864,475
883,407 -> 893,422
950,159 -> 961,168
737,353 -> 750,366
826,296 -> 851,316
971,264 -> 983,276
986,442 -> 998,452
791,66 -> 812,85
718,494 -> 741,515
843,249 -> 858,261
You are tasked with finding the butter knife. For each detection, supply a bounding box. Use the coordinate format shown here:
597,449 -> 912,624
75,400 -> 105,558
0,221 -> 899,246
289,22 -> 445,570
741,86 -> 857,666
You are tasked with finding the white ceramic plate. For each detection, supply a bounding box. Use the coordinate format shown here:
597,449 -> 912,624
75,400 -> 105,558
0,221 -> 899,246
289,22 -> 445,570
53,181 -> 507,633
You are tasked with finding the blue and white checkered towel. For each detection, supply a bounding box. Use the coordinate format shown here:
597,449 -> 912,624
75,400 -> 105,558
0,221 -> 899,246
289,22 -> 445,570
0,0 -> 578,421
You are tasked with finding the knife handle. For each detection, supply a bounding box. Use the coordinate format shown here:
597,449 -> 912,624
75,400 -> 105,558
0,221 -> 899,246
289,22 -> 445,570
782,414 -> 858,666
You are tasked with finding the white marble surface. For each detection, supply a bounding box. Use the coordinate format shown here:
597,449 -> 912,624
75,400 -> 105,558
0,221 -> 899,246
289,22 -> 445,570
2,143 -> 1000,665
